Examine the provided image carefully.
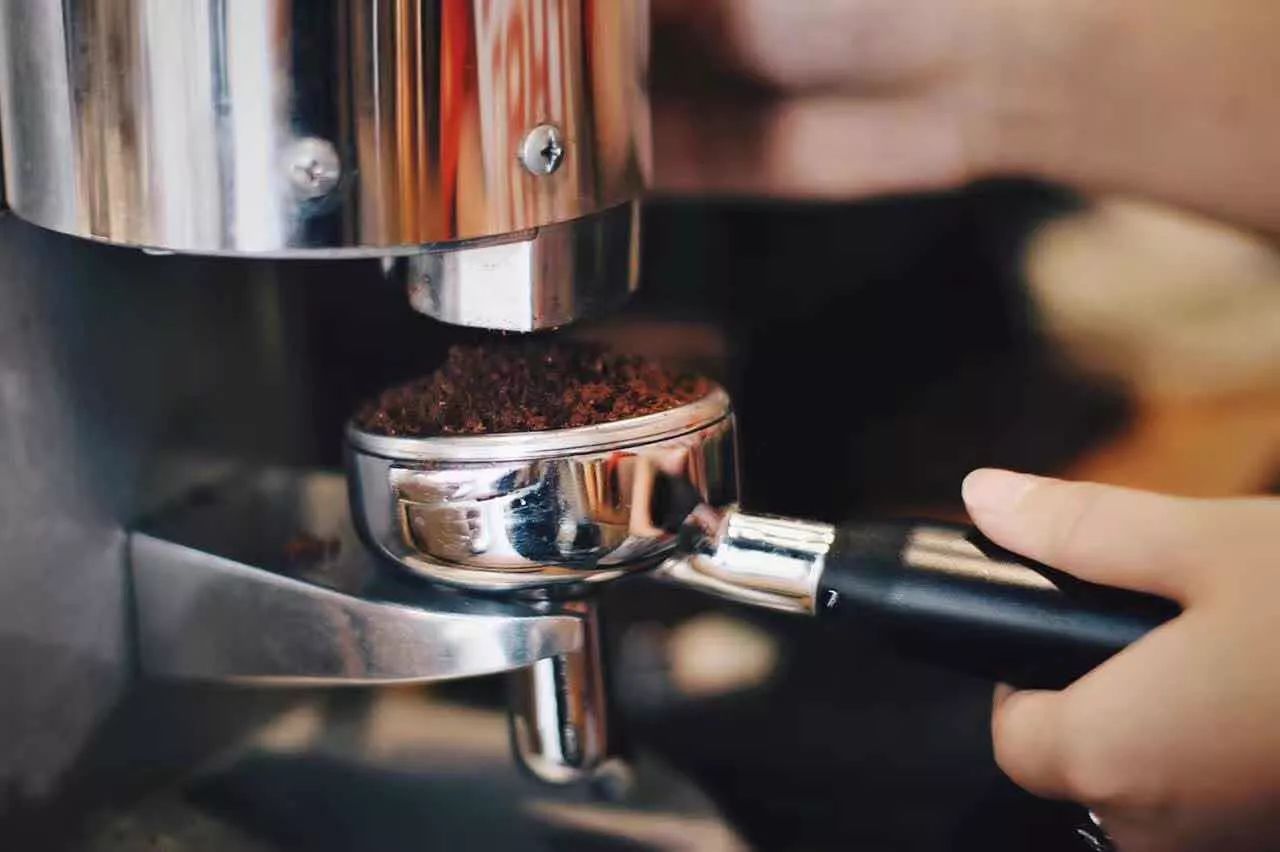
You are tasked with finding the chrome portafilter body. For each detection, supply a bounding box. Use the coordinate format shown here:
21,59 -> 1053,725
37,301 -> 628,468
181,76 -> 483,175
345,387 -> 737,593
345,388 -> 737,784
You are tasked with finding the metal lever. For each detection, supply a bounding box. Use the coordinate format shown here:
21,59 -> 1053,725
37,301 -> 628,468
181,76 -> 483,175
129,471 -> 582,686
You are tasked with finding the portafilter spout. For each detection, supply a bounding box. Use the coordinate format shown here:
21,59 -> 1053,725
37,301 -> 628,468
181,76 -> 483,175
346,385 -> 1178,781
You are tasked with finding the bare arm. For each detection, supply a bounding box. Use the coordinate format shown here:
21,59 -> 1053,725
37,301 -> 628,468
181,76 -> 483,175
653,0 -> 1280,235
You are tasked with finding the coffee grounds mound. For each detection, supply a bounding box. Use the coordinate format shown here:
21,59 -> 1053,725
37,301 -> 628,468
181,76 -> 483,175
355,343 -> 713,437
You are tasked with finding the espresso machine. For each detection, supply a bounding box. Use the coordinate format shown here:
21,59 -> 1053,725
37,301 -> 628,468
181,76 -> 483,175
0,0 -> 649,787
0,2 -> 1161,848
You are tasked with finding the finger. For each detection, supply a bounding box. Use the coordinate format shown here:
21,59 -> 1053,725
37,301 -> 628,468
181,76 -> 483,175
961,469 -> 1208,601
653,0 -> 960,93
991,687 -> 1074,800
653,94 -> 968,199
992,681 -> 1014,713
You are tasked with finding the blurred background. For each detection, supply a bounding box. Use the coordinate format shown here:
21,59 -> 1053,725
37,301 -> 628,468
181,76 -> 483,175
7,177 -> 1271,851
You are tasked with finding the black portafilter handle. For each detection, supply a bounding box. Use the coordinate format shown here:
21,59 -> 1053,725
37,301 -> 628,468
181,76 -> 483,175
650,475 -> 1178,690
816,520 -> 1180,690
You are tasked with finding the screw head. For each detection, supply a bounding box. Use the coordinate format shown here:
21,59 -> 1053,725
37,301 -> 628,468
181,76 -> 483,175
519,124 -> 565,176
285,137 -> 342,199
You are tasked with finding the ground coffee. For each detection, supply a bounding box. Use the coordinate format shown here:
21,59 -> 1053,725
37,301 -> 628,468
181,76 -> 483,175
355,343 -> 713,437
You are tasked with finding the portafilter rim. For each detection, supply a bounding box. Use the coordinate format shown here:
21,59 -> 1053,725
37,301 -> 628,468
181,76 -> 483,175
346,386 -> 732,462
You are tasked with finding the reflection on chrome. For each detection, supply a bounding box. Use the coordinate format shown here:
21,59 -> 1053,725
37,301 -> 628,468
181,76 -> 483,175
657,510 -> 835,616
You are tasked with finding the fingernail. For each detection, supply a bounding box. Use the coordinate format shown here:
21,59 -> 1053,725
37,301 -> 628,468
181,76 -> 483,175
992,682 -> 1016,712
962,469 -> 1037,514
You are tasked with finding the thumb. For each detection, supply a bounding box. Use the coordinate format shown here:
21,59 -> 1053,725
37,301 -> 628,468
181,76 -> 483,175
990,685 -> 1075,801
653,96 -> 967,198
961,469 -> 1205,602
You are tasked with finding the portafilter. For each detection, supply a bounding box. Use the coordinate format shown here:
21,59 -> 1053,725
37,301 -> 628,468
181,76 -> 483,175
346,384 -> 1176,782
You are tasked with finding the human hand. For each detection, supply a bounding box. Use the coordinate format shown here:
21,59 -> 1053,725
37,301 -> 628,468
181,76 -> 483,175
653,0 -> 1280,234
651,0 -> 989,199
963,468 -> 1280,852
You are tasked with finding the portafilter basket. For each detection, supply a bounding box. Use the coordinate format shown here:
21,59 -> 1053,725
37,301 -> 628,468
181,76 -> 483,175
346,386 -> 735,785
346,384 -> 1176,788
347,387 -> 737,593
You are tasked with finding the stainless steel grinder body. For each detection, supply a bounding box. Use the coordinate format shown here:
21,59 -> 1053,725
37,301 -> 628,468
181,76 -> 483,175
0,0 -> 651,330
0,0 -> 655,797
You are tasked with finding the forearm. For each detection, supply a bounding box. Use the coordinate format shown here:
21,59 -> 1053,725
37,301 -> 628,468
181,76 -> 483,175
971,0 -> 1280,235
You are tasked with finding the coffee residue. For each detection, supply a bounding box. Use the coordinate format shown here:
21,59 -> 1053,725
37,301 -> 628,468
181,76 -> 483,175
355,343 -> 713,437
